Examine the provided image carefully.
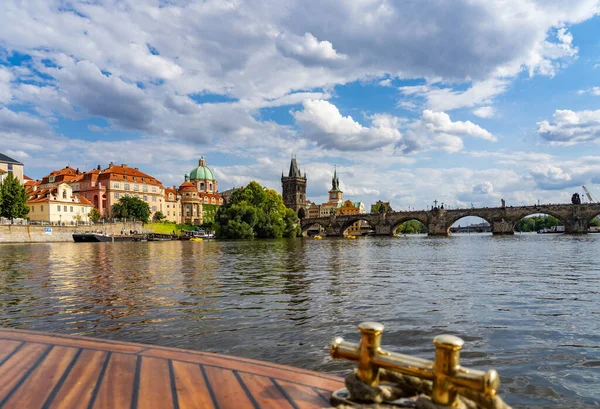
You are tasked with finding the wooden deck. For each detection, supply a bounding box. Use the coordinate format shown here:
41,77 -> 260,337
0,328 -> 343,409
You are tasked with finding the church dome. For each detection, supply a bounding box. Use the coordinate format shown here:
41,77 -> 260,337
189,157 -> 215,181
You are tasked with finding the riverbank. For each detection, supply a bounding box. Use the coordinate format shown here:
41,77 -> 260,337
0,222 -> 143,243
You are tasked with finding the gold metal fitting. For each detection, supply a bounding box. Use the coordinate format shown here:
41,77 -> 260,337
330,322 -> 500,408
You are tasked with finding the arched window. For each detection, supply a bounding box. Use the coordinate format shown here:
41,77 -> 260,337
62,190 -> 67,199
199,182 -> 205,191
209,183 -> 212,192
204,197 -> 208,203
211,197 -> 215,204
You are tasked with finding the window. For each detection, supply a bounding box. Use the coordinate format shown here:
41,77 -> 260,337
152,206 -> 156,212
70,206 -> 73,212
143,195 -> 148,201
8,163 -> 13,172
134,185 -> 139,191
134,194 -> 139,198
114,193 -> 120,199
152,196 -> 156,202
200,182 -> 205,190
49,174 -> 54,182
124,184 -> 130,190
143,186 -> 148,192
113,182 -> 120,188
125,194 -> 130,198
211,197 -> 215,204
167,211 -> 170,216
209,183 -> 212,192
57,205 -> 61,212
41,205 -> 43,211
152,186 -> 157,192
62,190 -> 67,199
204,197 -> 208,203
31,206 -> 34,212
167,204 -> 170,208
63,206 -> 67,212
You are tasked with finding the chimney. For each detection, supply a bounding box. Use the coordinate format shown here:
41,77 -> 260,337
122,164 -> 127,168
109,162 -> 114,167
97,165 -> 101,170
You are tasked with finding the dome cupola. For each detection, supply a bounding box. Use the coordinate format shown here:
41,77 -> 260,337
189,157 -> 215,181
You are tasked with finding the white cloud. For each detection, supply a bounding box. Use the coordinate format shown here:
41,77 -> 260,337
473,181 -> 494,194
577,87 -> 600,96
0,67 -> 11,104
529,164 -> 575,190
276,32 -> 347,65
537,109 -> 600,145
397,110 -> 495,154
399,79 -> 509,112
292,99 -> 402,151
473,106 -> 495,118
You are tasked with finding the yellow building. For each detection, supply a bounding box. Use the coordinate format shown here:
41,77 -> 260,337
0,152 -> 24,184
164,187 -> 181,223
336,200 -> 366,235
27,183 -> 94,225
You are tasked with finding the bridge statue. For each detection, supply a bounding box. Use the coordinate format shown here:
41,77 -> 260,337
300,202 -> 600,237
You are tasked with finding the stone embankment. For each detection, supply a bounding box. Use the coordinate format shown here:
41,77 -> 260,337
0,222 -> 143,243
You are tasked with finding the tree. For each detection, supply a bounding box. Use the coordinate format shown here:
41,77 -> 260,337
217,181 -> 298,239
153,211 -> 166,222
89,208 -> 102,223
0,173 -> 29,222
111,196 -> 151,223
372,202 -> 389,214
396,220 -> 427,234
590,217 -> 600,227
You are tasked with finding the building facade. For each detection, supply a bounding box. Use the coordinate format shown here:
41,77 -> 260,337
337,199 -> 366,235
96,163 -> 164,219
281,157 -> 307,215
27,183 -> 94,225
164,187 -> 181,223
0,152 -> 24,184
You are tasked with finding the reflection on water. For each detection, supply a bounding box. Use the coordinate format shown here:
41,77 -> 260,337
0,235 -> 599,407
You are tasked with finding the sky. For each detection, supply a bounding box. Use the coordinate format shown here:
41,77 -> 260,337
1,0 -> 600,212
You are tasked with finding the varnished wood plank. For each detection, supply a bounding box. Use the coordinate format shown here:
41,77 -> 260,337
237,372 -> 295,409
46,349 -> 109,409
273,380 -> 331,409
203,366 -> 256,409
0,343 -> 50,403
171,361 -> 216,409
0,330 -> 145,354
141,349 -> 343,391
92,353 -> 138,409
1,346 -> 79,408
0,340 -> 23,365
139,347 -> 341,382
136,357 -> 175,409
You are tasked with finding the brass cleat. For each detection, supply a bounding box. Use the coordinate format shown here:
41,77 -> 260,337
330,322 -> 500,408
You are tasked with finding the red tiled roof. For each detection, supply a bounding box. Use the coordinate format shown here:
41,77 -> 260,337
98,164 -> 163,187
0,169 -> 6,174
40,166 -> 82,184
179,181 -> 197,192
26,185 -> 93,206
165,187 -> 179,200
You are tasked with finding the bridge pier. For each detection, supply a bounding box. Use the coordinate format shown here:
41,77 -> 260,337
427,210 -> 449,236
492,219 -> 514,235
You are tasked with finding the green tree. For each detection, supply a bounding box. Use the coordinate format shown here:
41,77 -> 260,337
591,217 -> 600,227
372,202 -> 389,214
396,220 -> 427,234
111,196 -> 151,223
0,173 -> 29,222
89,208 -> 102,223
217,181 -> 298,239
153,211 -> 166,222
515,215 -> 561,232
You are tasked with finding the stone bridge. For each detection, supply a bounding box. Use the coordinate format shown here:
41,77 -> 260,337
300,203 -> 600,236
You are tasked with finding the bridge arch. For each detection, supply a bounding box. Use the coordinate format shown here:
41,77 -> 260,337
445,213 -> 493,235
512,211 -> 566,233
390,217 -> 429,235
339,217 -> 373,236
300,220 -> 330,236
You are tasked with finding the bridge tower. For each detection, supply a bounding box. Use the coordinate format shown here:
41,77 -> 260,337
328,167 -> 343,203
281,156 -> 307,215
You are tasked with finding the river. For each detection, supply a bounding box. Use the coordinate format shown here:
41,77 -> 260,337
0,234 -> 598,408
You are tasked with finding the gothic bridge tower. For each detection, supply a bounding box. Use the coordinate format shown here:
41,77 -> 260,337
281,156 -> 307,215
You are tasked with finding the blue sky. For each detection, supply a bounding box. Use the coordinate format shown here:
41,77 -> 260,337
1,0 -> 600,211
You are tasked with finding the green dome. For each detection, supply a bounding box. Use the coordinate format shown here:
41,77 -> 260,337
189,157 -> 216,181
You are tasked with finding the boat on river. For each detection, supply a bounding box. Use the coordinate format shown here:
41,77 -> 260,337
0,328 -> 341,408
180,229 -> 215,240
72,233 -> 145,242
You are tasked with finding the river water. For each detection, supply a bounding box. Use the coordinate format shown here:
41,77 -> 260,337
0,234 -> 598,408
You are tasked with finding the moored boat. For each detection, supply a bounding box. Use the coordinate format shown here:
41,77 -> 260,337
180,229 -> 215,240
73,233 -> 145,242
